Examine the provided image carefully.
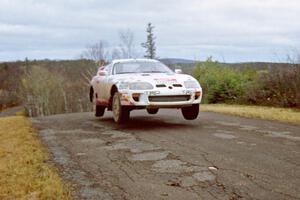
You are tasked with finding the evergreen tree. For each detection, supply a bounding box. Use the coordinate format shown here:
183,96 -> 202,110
141,23 -> 156,59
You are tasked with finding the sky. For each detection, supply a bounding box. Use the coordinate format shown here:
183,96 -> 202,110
0,0 -> 300,62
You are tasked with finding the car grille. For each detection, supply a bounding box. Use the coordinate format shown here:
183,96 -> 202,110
156,84 -> 183,88
156,84 -> 166,88
148,95 -> 191,102
172,84 -> 182,87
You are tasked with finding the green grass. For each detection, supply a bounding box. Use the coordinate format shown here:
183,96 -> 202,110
201,104 -> 300,125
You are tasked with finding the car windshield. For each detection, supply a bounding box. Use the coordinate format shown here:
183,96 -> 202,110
113,61 -> 173,74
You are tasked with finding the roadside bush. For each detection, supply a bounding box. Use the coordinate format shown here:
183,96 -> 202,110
193,58 -> 257,104
246,64 -> 300,108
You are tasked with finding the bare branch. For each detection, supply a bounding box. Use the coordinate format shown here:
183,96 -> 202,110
119,29 -> 135,58
81,40 -> 109,65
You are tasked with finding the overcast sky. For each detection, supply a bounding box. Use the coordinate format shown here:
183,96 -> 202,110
0,0 -> 299,62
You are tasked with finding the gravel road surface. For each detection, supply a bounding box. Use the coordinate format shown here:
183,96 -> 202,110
32,110 -> 300,200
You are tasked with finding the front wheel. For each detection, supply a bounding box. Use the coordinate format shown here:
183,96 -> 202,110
181,104 -> 199,120
95,105 -> 105,117
112,93 -> 130,123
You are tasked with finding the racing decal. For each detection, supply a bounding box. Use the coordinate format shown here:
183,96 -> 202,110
154,78 -> 178,85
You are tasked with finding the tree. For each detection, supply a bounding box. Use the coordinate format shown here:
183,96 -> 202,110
21,66 -> 66,116
141,23 -> 156,59
111,48 -> 122,60
119,29 -> 135,58
81,40 -> 109,66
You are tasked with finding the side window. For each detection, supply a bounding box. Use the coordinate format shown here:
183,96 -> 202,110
112,63 -> 118,75
112,64 -> 116,75
105,64 -> 112,75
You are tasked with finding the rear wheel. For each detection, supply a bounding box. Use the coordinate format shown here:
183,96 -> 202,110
147,108 -> 159,114
112,93 -> 130,123
89,86 -> 94,102
181,104 -> 199,120
95,105 -> 105,117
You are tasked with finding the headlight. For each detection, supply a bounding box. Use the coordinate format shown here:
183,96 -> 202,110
184,80 -> 200,88
129,82 -> 154,90
118,83 -> 129,90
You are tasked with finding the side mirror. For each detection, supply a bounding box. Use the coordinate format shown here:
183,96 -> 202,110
98,70 -> 108,76
175,69 -> 182,74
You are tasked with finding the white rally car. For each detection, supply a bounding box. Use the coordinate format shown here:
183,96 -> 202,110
90,59 -> 202,123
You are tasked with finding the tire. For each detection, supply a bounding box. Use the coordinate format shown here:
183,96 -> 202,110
89,86 -> 94,102
147,108 -> 159,114
112,93 -> 130,123
181,104 -> 199,120
95,105 -> 105,117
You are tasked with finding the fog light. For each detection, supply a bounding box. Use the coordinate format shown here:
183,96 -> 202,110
132,93 -> 140,102
195,91 -> 201,99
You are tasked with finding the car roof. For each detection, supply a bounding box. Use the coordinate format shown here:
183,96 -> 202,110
111,58 -> 159,64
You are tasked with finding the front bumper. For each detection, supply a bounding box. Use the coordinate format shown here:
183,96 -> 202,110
119,88 -> 202,108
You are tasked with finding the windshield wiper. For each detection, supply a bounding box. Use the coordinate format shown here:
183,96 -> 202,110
141,71 -> 166,73
117,71 -> 167,74
117,72 -> 138,74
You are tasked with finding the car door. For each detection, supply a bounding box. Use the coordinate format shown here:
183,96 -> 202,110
93,67 -> 107,102
102,64 -> 113,100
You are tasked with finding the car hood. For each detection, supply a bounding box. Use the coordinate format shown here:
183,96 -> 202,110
112,73 -> 197,86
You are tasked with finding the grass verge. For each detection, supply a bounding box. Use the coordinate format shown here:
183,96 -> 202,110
201,104 -> 300,125
0,116 -> 71,199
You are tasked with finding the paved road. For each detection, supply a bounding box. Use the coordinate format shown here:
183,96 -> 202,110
32,110 -> 300,200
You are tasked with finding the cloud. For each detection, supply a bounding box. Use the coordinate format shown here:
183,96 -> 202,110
0,0 -> 299,62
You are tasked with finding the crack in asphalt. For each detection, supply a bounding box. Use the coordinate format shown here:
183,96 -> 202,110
218,167 -> 299,200
38,129 -> 114,200
109,130 -> 249,199
105,151 -> 136,183
141,132 -> 277,199
129,133 -> 249,199
71,124 -> 298,200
